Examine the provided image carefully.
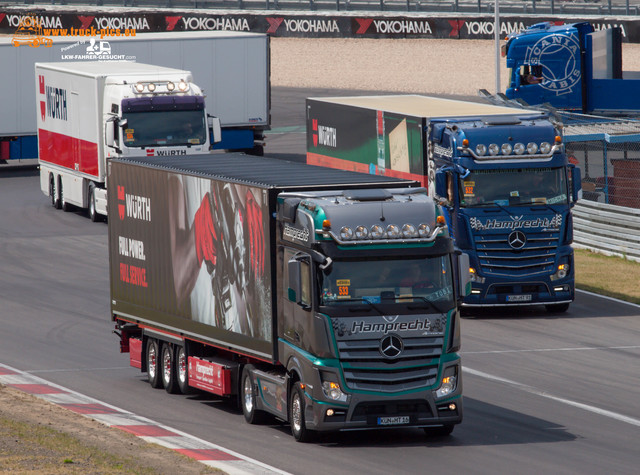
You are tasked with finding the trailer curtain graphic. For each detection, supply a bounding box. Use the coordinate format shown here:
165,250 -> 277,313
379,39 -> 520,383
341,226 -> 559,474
111,169 -> 271,343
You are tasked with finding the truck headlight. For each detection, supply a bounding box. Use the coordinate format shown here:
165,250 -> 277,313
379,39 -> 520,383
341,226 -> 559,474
540,142 -> 552,154
339,226 -> 354,240
513,143 -> 525,155
550,263 -> 570,281
322,381 -> 347,402
469,267 -> 485,284
370,224 -> 385,239
386,224 -> 401,238
435,367 -> 458,398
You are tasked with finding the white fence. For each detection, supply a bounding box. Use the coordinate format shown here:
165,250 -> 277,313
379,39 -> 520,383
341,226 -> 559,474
573,199 -> 640,263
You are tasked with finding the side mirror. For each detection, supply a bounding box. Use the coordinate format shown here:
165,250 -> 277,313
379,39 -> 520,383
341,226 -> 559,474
435,170 -> 448,200
287,258 -> 302,304
208,115 -> 222,144
457,253 -> 471,298
105,118 -> 115,148
571,165 -> 582,203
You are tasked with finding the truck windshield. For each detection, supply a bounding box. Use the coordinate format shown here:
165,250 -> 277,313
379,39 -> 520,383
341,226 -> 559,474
461,167 -> 568,207
320,257 -> 454,310
122,110 -> 207,147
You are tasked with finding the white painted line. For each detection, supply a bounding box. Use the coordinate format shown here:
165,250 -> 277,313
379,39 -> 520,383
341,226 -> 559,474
576,288 -> 640,309
463,345 -> 640,355
464,367 -> 640,428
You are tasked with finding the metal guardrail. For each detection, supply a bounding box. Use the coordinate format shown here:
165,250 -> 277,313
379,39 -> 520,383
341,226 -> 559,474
573,199 -> 640,262
10,0 -> 640,15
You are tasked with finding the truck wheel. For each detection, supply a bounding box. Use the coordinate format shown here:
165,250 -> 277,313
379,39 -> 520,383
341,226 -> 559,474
146,339 -> 162,389
161,342 -> 179,394
289,383 -> 314,442
241,365 -> 266,424
59,178 -> 71,212
175,346 -> 191,394
424,424 -> 455,437
88,183 -> 100,222
545,303 -> 570,313
50,174 -> 61,209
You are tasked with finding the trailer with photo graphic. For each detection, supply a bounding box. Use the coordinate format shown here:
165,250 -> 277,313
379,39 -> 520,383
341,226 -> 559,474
109,153 -> 471,441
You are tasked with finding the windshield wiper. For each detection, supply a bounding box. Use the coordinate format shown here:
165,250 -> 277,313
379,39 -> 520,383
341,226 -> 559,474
490,200 -> 515,216
324,297 -> 385,315
395,296 -> 445,314
516,200 -> 560,213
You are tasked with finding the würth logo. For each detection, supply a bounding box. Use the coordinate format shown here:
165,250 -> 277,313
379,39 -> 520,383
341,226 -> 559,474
266,17 -> 283,34
146,149 -> 154,157
312,119 -> 318,147
117,185 -> 125,221
38,75 -> 46,121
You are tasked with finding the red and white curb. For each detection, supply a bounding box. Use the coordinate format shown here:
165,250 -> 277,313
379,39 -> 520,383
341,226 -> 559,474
0,363 -> 290,475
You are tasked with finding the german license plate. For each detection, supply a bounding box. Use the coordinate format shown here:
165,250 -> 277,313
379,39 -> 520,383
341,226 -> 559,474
507,294 -> 532,302
377,416 -> 410,426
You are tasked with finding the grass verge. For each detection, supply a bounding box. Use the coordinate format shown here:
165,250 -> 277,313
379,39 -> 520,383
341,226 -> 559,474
574,249 -> 640,305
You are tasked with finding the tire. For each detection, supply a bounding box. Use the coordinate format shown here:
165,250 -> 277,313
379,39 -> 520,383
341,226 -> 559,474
175,346 -> 191,395
50,174 -> 61,209
249,144 -> 264,156
161,342 -> 179,394
59,177 -> 71,212
88,183 -> 100,222
146,339 -> 162,389
241,365 -> 266,424
545,303 -> 570,313
289,383 -> 314,442
424,424 -> 455,437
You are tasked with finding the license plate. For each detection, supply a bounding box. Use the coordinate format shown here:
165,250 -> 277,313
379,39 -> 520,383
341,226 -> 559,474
377,416 -> 410,426
507,294 -> 532,302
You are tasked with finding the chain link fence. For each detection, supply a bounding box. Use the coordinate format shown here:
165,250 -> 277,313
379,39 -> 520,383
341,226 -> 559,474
564,117 -> 640,209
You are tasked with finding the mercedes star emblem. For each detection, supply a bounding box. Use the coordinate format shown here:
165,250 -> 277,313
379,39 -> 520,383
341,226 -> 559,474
379,334 -> 404,358
508,230 -> 527,249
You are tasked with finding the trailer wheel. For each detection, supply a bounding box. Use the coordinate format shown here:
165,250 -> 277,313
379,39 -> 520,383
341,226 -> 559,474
146,339 -> 162,389
241,365 -> 266,424
423,424 -> 455,437
161,342 -> 179,394
545,303 -> 570,313
59,177 -> 71,212
50,174 -> 61,209
175,346 -> 191,394
289,383 -> 314,442
88,183 -> 100,222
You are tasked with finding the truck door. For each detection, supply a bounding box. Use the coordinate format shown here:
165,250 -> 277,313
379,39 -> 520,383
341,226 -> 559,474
278,247 -> 312,346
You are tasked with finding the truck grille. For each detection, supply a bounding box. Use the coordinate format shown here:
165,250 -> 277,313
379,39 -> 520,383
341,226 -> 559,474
474,230 -> 559,277
336,336 -> 443,392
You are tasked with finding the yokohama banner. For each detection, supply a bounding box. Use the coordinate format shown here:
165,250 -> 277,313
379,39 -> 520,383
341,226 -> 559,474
1,7 -> 639,42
